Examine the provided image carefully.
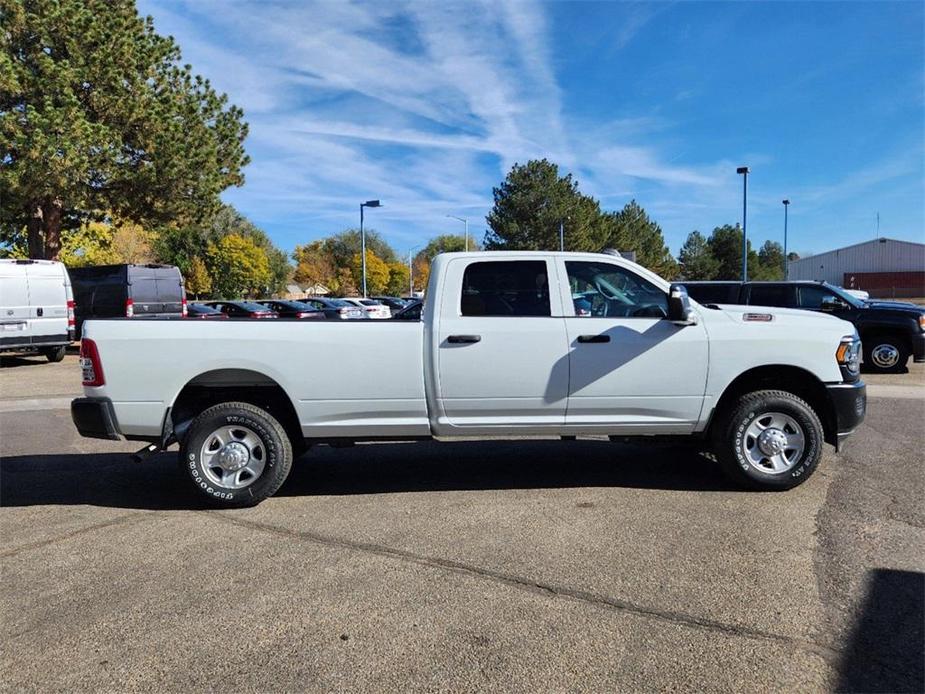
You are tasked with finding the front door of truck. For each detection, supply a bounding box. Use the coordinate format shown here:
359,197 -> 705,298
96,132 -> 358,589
435,258 -> 569,431
559,259 -> 709,433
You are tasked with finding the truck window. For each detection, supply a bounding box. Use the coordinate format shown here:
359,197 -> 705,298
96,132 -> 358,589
748,285 -> 792,307
797,285 -> 833,309
460,261 -> 550,317
565,262 -> 667,318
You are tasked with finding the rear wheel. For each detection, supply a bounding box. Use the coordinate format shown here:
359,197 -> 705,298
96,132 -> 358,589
180,401 -> 293,507
43,346 -> 66,362
712,390 -> 824,490
864,336 -> 909,373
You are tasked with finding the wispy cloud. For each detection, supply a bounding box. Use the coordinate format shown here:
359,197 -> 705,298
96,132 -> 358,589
139,0 -> 923,255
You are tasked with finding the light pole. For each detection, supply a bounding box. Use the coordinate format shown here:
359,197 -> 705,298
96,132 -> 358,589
359,199 -> 381,297
782,199 -> 790,280
408,245 -> 421,296
446,215 -> 469,251
736,167 -> 750,281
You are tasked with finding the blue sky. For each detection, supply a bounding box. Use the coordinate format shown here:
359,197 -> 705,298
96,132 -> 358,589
139,0 -> 924,260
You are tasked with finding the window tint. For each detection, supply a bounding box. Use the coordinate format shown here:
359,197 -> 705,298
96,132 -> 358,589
748,285 -> 792,307
565,262 -> 667,318
460,261 -> 550,317
798,285 -> 834,309
685,283 -> 739,304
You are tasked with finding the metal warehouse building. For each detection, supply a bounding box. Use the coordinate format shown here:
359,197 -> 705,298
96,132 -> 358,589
788,237 -> 925,298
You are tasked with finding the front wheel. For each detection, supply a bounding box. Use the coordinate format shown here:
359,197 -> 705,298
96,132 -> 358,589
863,336 -> 909,373
180,401 -> 293,507
712,390 -> 824,491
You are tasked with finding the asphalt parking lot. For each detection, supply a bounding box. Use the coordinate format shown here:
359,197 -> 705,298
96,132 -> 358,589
1,352 -> 923,692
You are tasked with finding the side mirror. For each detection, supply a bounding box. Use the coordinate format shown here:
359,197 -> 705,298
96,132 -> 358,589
821,296 -> 846,311
668,284 -> 697,325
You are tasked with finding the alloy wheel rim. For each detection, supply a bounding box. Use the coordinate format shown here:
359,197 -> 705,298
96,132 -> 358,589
871,343 -> 899,369
200,425 -> 267,489
741,411 -> 805,475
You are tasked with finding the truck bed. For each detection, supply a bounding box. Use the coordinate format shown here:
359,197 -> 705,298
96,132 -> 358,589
81,319 -> 429,439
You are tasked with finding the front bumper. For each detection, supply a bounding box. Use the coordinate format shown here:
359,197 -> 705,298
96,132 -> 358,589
913,332 -> 924,363
825,381 -> 866,451
71,397 -> 122,440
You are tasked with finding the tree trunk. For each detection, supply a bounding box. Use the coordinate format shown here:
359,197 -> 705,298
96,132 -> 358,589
41,198 -> 64,260
26,203 -> 44,258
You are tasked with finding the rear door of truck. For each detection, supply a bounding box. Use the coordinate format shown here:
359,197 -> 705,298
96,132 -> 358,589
433,256 -> 570,430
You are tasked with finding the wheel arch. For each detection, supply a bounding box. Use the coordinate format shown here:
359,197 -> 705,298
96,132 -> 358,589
168,369 -> 302,448
708,365 -> 838,446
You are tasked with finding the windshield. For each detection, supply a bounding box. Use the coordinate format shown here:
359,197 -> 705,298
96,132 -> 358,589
824,283 -> 865,308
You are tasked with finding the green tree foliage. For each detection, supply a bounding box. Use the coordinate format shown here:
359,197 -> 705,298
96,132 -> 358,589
0,0 -> 249,259
153,204 -> 289,296
385,261 -> 410,296
706,224 -> 759,280
208,206 -> 290,293
485,159 -> 608,251
417,233 -> 476,259
678,230 -> 720,280
601,201 -> 678,277
293,240 -> 340,293
206,234 -> 270,298
324,229 -> 397,268
677,226 -> 784,281
411,233 -> 477,292
484,161 -> 677,276
350,250 -> 390,295
754,240 -> 785,280
184,256 -> 212,297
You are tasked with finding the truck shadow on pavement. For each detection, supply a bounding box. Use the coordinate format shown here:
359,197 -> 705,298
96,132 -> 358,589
0,440 -> 744,511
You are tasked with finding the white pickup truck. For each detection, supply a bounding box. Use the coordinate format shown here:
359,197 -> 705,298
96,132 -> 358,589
72,251 -> 866,506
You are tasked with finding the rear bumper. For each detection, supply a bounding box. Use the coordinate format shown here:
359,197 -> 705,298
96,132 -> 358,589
71,397 -> 122,440
913,332 -> 924,362
825,381 -> 866,451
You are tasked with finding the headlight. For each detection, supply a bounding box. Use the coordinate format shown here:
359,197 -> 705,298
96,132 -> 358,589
918,314 -> 925,331
836,335 -> 861,376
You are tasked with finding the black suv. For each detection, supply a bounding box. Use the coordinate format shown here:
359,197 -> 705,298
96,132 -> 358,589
683,281 -> 925,373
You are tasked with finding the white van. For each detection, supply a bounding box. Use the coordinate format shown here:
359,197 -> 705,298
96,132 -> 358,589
0,259 -> 75,362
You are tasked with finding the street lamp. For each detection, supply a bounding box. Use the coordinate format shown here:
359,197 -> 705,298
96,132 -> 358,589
446,215 -> 469,251
736,167 -> 750,281
408,245 -> 421,296
782,199 -> 790,280
359,199 -> 381,297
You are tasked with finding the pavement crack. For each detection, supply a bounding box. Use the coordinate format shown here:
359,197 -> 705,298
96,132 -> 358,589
0,512 -> 151,558
203,511 -> 840,664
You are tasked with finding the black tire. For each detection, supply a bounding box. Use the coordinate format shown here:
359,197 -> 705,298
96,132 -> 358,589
712,390 -> 824,491
44,346 -> 66,362
180,401 -> 293,507
863,335 -> 909,374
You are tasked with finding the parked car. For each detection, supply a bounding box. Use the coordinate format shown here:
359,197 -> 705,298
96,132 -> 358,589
370,296 -> 409,313
187,303 -> 228,319
298,297 -> 366,320
73,251 -> 866,506
340,297 -> 391,319
257,300 -> 325,320
391,299 -> 422,320
203,301 -> 278,319
682,280 -> 925,373
69,263 -> 186,336
0,259 -> 75,362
